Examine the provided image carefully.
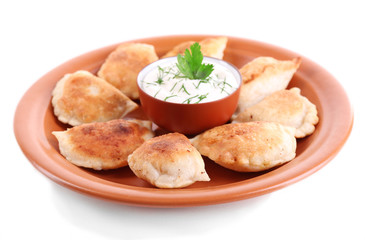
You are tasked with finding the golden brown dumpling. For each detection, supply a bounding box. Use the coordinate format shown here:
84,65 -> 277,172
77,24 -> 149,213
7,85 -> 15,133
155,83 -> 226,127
97,43 -> 159,99
232,88 -> 319,138
161,41 -> 195,58
191,122 -> 296,172
162,37 -> 228,59
53,119 -> 154,170
237,56 -> 301,113
128,133 -> 210,188
52,70 -> 138,126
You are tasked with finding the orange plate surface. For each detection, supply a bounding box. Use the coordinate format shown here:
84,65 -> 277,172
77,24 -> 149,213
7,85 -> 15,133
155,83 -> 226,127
14,35 -> 353,207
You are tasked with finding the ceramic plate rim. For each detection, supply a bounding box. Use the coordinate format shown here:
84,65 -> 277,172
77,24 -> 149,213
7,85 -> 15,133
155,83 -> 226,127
13,35 -> 353,207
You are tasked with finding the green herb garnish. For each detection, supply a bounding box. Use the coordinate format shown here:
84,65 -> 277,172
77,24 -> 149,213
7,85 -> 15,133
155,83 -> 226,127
195,78 -> 210,89
176,42 -> 214,80
170,82 -> 178,92
154,89 -> 160,98
218,77 -> 233,95
182,94 -> 199,104
196,93 -> 209,103
155,78 -> 164,85
155,66 -> 165,85
178,83 -> 190,95
164,95 -> 177,101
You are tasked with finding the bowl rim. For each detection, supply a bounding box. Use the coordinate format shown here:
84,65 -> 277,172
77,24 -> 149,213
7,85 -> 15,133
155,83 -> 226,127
137,56 -> 243,106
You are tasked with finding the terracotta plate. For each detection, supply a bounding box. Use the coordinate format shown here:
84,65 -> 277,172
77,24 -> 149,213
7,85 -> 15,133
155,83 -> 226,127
14,35 -> 353,207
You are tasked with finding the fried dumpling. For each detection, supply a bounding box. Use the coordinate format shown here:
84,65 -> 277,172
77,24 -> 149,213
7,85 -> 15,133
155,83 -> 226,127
52,70 -> 138,126
237,56 -> 301,113
97,43 -> 159,99
191,122 -> 296,172
162,37 -> 228,59
161,41 -> 195,58
53,119 -> 154,170
232,88 -> 319,138
128,133 -> 210,188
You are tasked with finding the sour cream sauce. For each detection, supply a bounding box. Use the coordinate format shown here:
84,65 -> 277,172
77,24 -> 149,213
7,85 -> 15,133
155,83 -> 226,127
140,58 -> 239,104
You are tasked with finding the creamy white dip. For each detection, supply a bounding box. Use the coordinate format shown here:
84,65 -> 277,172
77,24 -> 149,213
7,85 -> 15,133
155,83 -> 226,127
139,58 -> 239,104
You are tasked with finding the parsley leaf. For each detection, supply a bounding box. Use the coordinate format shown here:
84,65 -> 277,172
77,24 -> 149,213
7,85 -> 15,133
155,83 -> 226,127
176,42 -> 214,80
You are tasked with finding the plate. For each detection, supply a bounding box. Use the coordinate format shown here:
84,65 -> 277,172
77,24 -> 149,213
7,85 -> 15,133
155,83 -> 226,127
14,35 -> 353,207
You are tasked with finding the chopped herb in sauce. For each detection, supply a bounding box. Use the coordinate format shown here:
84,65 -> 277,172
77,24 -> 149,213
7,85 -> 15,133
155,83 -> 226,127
141,55 -> 238,104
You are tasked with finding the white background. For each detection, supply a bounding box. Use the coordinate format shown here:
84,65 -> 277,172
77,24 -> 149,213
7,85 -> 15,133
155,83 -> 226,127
1,0 -> 364,239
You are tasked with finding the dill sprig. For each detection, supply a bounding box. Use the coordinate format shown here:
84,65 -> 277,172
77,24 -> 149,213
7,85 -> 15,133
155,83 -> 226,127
182,94 -> 199,104
218,77 -> 233,94
164,95 -> 177,101
196,93 -> 209,103
153,89 -> 160,98
178,83 -> 190,95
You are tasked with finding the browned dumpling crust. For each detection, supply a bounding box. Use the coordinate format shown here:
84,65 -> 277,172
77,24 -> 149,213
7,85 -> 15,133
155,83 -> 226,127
232,88 -> 319,138
53,119 -> 154,170
161,41 -> 195,58
162,37 -> 228,59
237,56 -> 301,113
52,70 -> 138,126
128,133 -> 210,188
191,122 -> 297,172
97,43 -> 159,99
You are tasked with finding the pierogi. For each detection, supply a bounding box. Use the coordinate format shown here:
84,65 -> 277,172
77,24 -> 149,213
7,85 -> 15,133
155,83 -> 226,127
232,88 -> 319,138
162,36 -> 228,59
128,133 -> 210,188
237,56 -> 301,113
191,122 -> 297,172
97,43 -> 159,99
53,119 -> 154,170
52,70 -> 138,126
